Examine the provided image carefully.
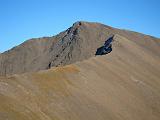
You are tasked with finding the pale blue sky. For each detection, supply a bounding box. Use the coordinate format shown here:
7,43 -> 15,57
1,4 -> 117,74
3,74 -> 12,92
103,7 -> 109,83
0,0 -> 160,52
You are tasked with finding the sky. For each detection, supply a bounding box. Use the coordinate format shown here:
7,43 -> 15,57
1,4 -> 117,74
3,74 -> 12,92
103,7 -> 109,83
0,0 -> 160,52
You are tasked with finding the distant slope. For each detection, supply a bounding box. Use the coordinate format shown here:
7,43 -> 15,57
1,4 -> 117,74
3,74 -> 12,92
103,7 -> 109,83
0,33 -> 160,120
0,21 -> 159,75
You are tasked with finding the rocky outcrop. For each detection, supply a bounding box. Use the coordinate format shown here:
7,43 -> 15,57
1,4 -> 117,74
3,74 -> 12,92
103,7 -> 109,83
95,35 -> 114,55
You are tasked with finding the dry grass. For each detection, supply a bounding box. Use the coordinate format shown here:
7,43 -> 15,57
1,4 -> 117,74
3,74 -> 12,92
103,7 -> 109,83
0,34 -> 160,120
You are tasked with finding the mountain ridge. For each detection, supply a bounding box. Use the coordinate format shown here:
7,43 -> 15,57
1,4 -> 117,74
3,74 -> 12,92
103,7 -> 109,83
0,21 -> 160,76
0,42 -> 160,120
0,21 -> 160,120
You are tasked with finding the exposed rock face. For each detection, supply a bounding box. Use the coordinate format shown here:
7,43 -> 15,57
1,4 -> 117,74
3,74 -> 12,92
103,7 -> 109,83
0,21 -> 160,75
95,36 -> 113,55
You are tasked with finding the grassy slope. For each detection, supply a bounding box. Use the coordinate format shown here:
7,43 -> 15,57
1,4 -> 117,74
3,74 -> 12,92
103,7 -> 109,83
0,34 -> 160,120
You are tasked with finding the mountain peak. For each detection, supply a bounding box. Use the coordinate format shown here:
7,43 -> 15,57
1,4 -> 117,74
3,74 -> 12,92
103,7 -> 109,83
0,22 -> 159,76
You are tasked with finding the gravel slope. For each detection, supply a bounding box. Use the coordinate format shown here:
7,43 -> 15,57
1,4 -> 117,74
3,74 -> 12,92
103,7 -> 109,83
0,33 -> 160,120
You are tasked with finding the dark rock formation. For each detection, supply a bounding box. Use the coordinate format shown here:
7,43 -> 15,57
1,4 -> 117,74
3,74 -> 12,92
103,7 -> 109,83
95,36 -> 113,55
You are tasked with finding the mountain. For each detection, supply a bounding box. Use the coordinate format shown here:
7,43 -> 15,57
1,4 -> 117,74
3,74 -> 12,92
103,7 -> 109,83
0,46 -> 160,120
1,21 -> 159,76
0,21 -> 160,120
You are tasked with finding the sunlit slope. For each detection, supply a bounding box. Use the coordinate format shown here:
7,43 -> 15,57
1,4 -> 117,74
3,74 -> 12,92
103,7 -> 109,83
0,34 -> 160,120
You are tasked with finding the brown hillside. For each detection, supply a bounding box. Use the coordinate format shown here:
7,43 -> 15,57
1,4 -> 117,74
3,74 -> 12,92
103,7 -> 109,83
0,31 -> 160,120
